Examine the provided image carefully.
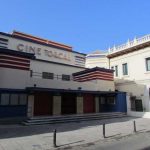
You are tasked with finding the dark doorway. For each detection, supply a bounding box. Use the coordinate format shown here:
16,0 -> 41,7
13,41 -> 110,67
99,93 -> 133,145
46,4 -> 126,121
83,94 -> 95,113
34,92 -> 53,116
135,99 -> 143,111
61,93 -> 76,115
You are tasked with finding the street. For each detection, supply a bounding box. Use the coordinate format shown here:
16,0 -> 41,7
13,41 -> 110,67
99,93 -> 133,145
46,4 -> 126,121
0,117 -> 150,150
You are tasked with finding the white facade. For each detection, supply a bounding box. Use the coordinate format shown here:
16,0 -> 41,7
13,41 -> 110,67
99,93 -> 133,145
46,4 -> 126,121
0,31 -> 115,92
0,31 -> 117,118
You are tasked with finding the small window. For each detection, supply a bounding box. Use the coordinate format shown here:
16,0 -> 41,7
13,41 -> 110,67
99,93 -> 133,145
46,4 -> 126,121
107,97 -> 115,105
42,72 -> 54,79
122,63 -> 128,75
146,57 -> 150,71
1,94 -> 9,105
115,65 -> 118,77
10,94 -> 19,105
19,94 -> 27,105
62,74 -> 70,81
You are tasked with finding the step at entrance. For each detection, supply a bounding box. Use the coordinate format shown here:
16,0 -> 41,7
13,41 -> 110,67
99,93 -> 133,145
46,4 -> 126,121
22,112 -> 127,125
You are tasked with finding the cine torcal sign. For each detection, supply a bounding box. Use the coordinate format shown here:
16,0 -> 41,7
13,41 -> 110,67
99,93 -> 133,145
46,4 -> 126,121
16,43 -> 71,61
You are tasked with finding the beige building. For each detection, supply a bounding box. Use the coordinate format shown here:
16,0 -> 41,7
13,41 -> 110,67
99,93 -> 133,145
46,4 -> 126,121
86,50 -> 108,68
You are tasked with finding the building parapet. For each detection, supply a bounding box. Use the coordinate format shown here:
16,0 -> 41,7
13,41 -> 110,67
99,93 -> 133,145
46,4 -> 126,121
108,34 -> 150,54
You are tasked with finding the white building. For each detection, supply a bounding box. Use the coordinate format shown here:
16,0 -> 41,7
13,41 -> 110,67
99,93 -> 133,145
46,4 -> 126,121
86,35 -> 150,117
0,31 -> 126,120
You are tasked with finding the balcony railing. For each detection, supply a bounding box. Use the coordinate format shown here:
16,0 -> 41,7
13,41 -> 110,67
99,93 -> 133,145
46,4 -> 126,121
30,71 -> 74,81
108,34 -> 150,54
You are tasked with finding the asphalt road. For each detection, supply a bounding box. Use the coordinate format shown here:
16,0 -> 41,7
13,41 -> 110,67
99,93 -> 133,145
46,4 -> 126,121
68,131 -> 150,150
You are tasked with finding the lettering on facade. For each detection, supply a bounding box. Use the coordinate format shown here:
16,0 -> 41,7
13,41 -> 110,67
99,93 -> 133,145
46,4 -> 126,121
16,43 -> 71,61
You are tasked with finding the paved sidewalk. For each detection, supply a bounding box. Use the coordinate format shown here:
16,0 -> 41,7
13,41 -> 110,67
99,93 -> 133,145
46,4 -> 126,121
0,117 -> 150,150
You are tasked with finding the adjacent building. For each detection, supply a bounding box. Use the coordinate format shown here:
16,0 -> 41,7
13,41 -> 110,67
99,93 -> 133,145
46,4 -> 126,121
86,50 -> 108,69
86,35 -> 150,116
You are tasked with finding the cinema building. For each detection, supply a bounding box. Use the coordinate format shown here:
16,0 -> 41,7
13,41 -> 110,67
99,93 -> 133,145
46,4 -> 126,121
86,35 -> 150,118
0,31 -> 126,120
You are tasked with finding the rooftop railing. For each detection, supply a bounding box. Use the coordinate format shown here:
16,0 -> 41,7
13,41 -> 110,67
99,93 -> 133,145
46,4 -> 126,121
108,34 -> 150,54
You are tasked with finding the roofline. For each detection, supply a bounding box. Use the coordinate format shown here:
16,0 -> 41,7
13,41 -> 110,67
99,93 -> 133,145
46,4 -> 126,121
0,32 -> 86,56
107,41 -> 150,59
12,30 -> 72,50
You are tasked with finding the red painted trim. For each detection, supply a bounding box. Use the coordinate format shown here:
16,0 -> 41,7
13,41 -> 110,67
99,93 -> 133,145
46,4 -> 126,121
0,62 -> 30,69
74,77 -> 114,82
13,31 -> 72,51
73,70 -> 113,77
0,59 -> 30,66
73,73 -> 113,80
0,54 -> 30,62
0,64 -> 29,70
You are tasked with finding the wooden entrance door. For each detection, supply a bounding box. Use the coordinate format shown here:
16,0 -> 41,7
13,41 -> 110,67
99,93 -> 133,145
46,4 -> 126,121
84,94 -> 95,113
34,92 -> 53,116
61,93 -> 76,115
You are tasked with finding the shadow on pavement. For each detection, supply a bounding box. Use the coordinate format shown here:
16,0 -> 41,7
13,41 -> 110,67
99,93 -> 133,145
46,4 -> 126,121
0,116 -> 140,139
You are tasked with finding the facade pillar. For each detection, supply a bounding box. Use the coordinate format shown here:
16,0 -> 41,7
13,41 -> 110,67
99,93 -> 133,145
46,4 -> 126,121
95,96 -> 99,113
27,95 -> 34,118
77,96 -> 83,114
53,95 -> 61,115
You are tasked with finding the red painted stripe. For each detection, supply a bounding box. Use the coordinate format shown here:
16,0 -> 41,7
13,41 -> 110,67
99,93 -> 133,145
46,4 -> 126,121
73,70 -> 113,77
73,74 -> 113,81
74,76 -> 114,82
0,59 -> 30,66
0,62 -> 30,69
13,32 -> 72,50
73,73 -> 113,79
0,54 -> 30,62
0,64 -> 29,70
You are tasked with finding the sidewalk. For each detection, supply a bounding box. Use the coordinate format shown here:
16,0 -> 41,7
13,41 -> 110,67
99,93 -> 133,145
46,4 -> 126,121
0,116 -> 150,150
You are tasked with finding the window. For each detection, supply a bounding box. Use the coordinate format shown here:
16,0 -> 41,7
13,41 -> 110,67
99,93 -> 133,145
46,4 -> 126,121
10,94 -> 19,105
19,94 -> 27,105
146,57 -> 150,71
107,97 -> 115,105
122,63 -> 128,75
115,65 -> 118,77
0,94 -> 9,105
42,72 -> 54,79
62,74 -> 70,81
0,94 -> 27,106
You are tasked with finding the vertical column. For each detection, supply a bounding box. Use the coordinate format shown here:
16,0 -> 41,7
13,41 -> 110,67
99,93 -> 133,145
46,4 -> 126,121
53,95 -> 61,115
126,93 -> 131,115
77,96 -> 83,114
95,96 -> 99,113
27,95 -> 34,118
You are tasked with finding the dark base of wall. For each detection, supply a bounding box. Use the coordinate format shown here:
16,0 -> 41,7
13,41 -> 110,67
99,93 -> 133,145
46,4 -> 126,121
0,117 -> 27,125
